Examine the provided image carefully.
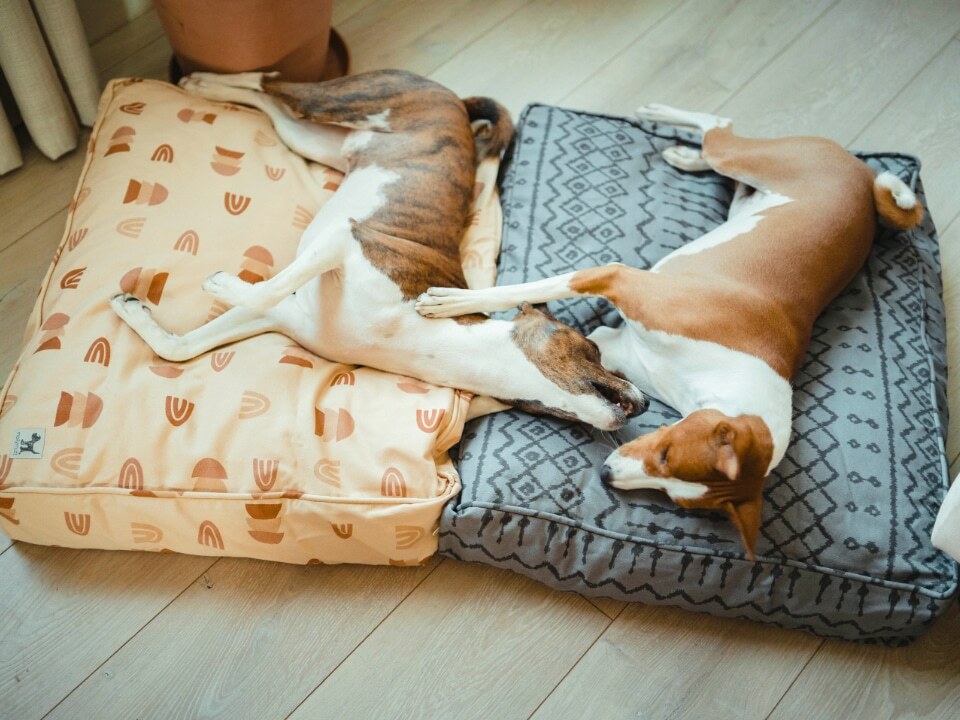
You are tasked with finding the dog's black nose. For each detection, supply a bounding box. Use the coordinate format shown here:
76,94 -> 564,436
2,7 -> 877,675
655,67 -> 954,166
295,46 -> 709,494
599,464 -> 613,485
627,394 -> 649,418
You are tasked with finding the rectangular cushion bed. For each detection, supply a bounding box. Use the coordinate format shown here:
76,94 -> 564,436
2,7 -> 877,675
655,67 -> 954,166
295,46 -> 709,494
0,78 -> 504,566
440,103 -> 957,644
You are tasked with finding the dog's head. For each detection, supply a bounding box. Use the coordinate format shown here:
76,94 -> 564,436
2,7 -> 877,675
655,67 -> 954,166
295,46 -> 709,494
503,303 -> 647,430
600,409 -> 773,559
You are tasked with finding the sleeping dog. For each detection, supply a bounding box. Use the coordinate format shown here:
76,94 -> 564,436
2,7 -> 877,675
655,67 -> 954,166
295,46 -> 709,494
417,104 -> 924,557
112,70 -> 645,430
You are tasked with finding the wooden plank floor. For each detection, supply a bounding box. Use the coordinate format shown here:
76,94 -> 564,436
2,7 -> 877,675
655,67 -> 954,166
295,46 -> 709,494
1,2 -> 958,718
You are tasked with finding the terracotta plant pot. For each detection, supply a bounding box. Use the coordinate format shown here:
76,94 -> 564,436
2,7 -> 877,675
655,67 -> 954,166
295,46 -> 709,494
153,0 -> 348,82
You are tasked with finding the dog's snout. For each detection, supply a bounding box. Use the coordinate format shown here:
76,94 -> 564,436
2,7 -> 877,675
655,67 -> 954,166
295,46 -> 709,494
599,464 -> 614,485
627,393 -> 649,418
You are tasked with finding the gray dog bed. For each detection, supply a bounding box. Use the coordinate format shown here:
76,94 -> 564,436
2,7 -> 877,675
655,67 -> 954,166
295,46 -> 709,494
441,104 -> 956,644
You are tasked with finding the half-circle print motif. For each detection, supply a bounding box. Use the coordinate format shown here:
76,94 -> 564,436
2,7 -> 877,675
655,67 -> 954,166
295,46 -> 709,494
239,390 -> 269,419
54,391 -> 103,428
60,268 -> 85,290
131,522 -> 163,543
211,351 -> 235,372
174,230 -> 199,255
395,526 -> 425,550
416,408 -> 445,433
67,227 -> 88,250
331,523 -> 353,539
224,193 -> 251,215
105,126 -> 135,155
118,457 -> 144,490
165,396 -> 195,426
64,512 -> 91,535
123,179 -> 168,206
116,217 -> 146,238
380,467 -> 407,498
314,459 -> 341,488
51,448 -> 83,480
151,144 -> 174,163
84,337 -> 111,366
211,146 -> 244,176
252,458 -> 279,491
330,371 -> 355,387
197,520 -> 224,549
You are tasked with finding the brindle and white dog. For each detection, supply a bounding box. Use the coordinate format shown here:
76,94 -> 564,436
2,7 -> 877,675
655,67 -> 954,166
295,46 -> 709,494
112,70 -> 645,430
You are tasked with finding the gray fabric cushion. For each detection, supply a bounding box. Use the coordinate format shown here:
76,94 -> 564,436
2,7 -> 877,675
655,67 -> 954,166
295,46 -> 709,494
441,104 -> 957,644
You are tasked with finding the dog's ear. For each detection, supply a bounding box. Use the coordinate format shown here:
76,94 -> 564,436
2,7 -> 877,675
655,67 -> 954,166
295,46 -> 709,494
724,493 -> 762,561
515,302 -> 556,320
712,421 -> 739,481
471,118 -> 493,139
532,302 -> 556,320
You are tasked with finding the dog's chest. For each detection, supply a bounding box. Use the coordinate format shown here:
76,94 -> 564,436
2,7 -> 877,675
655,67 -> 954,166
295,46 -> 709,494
293,245 -> 439,368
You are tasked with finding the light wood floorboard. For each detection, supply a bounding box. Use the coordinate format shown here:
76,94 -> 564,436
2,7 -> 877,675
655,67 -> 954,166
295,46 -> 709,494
429,0 -> 679,116
718,0 -> 960,143
0,2 -> 957,719
44,558 -> 440,720
562,0 -> 837,116
0,209 -> 68,381
287,560 -> 611,720
768,602 -> 960,720
853,38 -> 960,231
531,604 -> 821,720
0,545 -> 214,720
337,0 -> 523,77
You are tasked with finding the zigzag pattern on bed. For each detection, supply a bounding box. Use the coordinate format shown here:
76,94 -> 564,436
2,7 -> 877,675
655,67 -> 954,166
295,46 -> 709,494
442,104 -> 956,644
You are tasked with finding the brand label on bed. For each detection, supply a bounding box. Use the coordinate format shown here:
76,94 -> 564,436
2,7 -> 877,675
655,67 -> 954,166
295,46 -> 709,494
11,428 -> 46,459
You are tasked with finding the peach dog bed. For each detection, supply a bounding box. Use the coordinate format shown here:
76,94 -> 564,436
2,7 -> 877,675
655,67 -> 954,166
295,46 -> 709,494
0,78 -> 503,565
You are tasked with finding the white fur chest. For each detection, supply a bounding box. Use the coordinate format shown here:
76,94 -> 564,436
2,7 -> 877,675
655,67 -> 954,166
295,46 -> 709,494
606,317 -> 794,472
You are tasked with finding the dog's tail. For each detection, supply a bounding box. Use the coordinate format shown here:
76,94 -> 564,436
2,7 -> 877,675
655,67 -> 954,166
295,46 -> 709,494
872,171 -> 924,230
463,96 -> 514,161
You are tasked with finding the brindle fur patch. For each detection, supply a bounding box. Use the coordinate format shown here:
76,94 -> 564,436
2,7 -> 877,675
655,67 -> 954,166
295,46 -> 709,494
263,70 -> 512,328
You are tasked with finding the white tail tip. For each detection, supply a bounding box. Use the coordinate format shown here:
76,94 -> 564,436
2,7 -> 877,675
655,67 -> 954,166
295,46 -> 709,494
874,171 -> 917,210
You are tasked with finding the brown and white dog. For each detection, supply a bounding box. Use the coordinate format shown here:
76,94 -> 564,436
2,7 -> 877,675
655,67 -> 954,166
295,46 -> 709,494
417,103 -> 924,558
111,70 -> 644,430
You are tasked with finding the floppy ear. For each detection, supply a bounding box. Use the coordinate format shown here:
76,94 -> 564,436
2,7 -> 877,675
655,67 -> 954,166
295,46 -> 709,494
723,494 -> 763,561
713,421 -> 739,481
471,118 -> 493,139
532,302 -> 556,321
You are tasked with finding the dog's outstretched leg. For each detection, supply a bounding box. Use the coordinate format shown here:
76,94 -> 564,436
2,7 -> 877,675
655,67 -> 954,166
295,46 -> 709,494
111,295 -> 288,362
179,74 -> 348,170
416,271 -> 580,318
634,103 -> 730,134
635,104 -> 729,173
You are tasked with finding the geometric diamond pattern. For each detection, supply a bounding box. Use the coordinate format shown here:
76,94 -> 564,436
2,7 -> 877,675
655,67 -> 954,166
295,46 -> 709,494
442,104 -> 957,644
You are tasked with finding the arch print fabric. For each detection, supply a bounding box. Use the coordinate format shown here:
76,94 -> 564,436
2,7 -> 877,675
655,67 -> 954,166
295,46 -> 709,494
0,79 -> 504,565
441,104 -> 957,644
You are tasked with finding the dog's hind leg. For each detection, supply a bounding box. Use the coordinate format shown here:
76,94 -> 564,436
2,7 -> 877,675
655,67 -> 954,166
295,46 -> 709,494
202,220 -> 352,311
110,294 -> 299,362
634,103 -> 730,134
179,75 -> 349,170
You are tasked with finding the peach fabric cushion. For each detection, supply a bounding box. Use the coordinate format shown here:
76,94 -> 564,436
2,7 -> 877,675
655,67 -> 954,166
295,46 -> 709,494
0,78 -> 502,565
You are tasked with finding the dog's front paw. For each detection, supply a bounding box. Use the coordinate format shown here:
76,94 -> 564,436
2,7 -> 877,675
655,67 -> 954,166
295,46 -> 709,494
203,272 -> 275,310
661,145 -> 710,172
178,74 -> 211,92
415,288 -> 479,318
203,271 -> 246,301
111,293 -> 150,325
